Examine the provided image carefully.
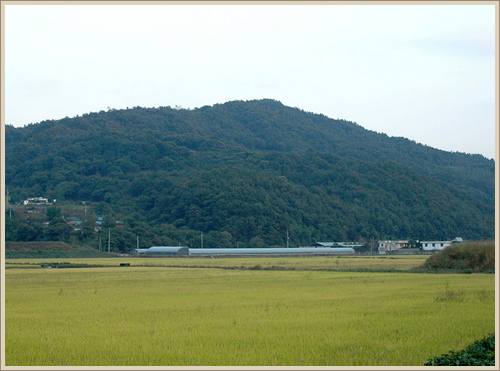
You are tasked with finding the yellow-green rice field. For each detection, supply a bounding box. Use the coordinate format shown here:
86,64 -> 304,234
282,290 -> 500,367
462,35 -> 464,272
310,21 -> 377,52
4,257 -> 496,366
5,254 -> 427,271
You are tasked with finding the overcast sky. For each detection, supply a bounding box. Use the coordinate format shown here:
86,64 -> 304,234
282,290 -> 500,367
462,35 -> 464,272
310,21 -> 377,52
4,3 -> 497,159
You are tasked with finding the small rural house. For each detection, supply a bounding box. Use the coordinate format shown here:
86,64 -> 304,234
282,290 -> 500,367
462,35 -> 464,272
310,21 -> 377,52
377,240 -> 411,254
421,237 -> 463,251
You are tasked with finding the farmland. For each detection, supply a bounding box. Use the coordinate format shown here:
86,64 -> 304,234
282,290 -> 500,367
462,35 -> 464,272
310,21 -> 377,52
5,254 -> 427,271
4,256 -> 495,366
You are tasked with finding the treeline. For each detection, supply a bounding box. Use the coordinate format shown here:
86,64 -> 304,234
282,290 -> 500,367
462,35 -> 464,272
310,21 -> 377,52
5,99 -> 495,251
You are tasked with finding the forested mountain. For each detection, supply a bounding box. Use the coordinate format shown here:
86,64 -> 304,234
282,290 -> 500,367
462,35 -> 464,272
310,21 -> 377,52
5,99 -> 495,251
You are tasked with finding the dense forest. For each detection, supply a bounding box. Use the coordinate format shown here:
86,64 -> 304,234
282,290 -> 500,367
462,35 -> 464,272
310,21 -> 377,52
5,99 -> 495,252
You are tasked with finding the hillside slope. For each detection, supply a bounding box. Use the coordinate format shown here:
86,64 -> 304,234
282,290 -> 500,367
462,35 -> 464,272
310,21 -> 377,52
5,99 -> 494,250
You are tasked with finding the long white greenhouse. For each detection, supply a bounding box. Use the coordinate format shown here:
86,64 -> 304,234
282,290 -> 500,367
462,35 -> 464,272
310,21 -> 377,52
189,247 -> 355,255
133,246 -> 189,256
132,246 -> 355,256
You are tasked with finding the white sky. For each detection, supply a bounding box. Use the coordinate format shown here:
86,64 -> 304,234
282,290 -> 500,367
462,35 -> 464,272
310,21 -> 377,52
3,3 -> 497,159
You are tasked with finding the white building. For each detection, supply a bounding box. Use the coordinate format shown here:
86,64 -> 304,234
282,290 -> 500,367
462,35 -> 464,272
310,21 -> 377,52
23,197 -> 49,205
421,237 -> 463,251
378,237 -> 463,253
421,241 -> 452,251
378,240 -> 411,254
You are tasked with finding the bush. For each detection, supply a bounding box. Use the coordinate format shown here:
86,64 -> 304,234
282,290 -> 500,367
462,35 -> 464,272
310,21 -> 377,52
424,333 -> 495,366
420,241 -> 495,273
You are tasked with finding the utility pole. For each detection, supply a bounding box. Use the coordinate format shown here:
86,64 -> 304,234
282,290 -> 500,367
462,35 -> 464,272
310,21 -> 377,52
201,233 -> 203,249
6,187 -> 11,219
7,187 -> 11,219
108,228 -> 111,253
287,228 -> 289,248
137,236 -> 139,249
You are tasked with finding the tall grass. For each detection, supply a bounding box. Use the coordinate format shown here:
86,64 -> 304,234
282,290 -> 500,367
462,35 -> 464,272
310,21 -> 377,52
5,267 -> 495,366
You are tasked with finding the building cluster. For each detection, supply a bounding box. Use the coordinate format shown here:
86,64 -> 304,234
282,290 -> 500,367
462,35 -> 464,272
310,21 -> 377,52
65,215 -> 83,230
94,216 -> 125,231
378,237 -> 463,254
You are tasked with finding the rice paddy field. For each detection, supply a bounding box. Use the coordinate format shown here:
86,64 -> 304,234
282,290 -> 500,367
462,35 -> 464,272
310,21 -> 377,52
5,254 -> 427,271
4,256 -> 496,366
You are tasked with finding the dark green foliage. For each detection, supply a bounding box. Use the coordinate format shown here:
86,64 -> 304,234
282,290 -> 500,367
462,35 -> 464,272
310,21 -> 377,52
424,334 -> 495,366
6,241 -> 75,251
5,250 -> 115,259
4,241 -> 115,258
5,100 -> 495,249
46,206 -> 61,221
420,241 -> 495,273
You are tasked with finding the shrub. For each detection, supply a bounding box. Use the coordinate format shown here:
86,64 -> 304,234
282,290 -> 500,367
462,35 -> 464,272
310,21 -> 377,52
420,241 -> 495,273
424,333 -> 495,366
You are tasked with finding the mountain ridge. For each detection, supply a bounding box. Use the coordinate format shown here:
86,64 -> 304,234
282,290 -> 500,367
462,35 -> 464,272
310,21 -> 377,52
5,99 -> 494,250
7,99 -> 493,202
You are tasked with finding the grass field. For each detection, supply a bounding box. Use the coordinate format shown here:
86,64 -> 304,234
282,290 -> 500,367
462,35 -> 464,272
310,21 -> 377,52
5,254 -> 428,271
4,258 -> 495,366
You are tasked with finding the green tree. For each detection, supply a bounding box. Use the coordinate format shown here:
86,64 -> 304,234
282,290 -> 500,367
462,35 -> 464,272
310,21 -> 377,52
46,206 -> 61,221
45,217 -> 72,242
5,213 -> 19,241
249,236 -> 265,248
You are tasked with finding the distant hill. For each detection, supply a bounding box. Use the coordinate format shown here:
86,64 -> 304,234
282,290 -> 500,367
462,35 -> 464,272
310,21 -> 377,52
5,99 -> 495,251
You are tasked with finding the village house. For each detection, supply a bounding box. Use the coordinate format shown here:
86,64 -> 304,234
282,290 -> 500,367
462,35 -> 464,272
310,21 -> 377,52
421,237 -> 463,251
377,240 -> 412,254
379,237 -> 463,254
